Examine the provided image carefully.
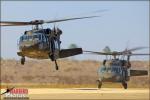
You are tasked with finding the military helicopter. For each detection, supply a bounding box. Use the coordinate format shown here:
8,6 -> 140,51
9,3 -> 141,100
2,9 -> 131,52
84,47 -> 149,89
0,15 -> 99,70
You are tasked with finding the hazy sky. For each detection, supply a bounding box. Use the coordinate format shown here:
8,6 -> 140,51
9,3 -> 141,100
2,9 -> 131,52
1,1 -> 149,61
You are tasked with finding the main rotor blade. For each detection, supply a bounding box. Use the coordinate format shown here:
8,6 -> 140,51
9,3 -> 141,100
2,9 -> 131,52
84,50 -> 150,57
84,51 -> 120,55
0,21 -> 31,26
44,16 -> 100,23
122,47 -> 148,53
84,51 -> 107,55
127,53 -> 150,56
0,15 -> 99,26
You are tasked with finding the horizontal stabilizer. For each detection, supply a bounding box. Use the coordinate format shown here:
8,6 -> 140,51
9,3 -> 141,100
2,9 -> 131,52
130,69 -> 148,76
59,48 -> 82,58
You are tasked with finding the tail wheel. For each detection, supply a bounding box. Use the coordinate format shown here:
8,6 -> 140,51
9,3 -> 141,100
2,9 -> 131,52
97,80 -> 102,89
122,82 -> 127,89
21,57 -> 25,65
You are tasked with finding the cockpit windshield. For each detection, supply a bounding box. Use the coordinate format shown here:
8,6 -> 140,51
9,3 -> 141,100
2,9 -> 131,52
20,33 -> 42,42
99,65 -> 122,74
99,66 -> 111,73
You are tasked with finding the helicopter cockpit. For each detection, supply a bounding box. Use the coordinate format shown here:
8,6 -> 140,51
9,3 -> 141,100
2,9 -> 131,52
20,32 -> 44,42
98,59 -> 123,78
19,31 -> 48,49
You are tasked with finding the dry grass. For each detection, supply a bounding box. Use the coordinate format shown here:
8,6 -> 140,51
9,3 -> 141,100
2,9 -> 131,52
0,59 -> 149,88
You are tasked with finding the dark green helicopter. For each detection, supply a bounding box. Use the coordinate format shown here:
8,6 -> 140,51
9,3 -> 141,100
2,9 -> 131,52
0,15 -> 99,70
84,47 -> 149,89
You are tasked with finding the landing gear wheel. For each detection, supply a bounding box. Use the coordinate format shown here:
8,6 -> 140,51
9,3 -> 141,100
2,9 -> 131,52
55,60 -> 59,70
21,57 -> 25,65
49,54 -> 59,70
97,80 -> 102,89
122,82 -> 127,89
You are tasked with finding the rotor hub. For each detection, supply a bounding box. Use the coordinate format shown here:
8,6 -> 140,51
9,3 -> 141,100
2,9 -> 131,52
30,20 -> 44,25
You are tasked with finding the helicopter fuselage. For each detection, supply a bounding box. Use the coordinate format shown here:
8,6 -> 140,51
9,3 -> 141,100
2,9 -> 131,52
97,59 -> 148,89
1,15 -> 97,70
18,43 -> 50,59
96,59 -> 130,89
98,64 -> 129,83
17,29 -> 60,59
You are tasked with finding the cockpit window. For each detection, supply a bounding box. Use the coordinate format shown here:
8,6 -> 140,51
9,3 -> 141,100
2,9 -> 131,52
20,33 -> 43,42
111,59 -> 122,66
24,36 -> 28,40
33,34 -> 41,41
111,66 -> 122,74
99,66 -> 106,73
33,35 -> 38,38
20,36 -> 23,41
28,36 -> 33,40
54,40 -> 59,49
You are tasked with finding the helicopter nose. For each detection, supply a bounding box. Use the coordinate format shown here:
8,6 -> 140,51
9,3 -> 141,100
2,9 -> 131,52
20,41 -> 38,49
22,41 -> 33,47
103,73 -> 113,78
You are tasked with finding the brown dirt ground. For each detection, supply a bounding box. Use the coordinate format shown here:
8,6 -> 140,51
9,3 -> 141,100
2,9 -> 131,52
0,59 -> 149,88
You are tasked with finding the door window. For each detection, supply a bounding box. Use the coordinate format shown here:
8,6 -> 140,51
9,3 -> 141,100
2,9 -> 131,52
54,40 -> 59,49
